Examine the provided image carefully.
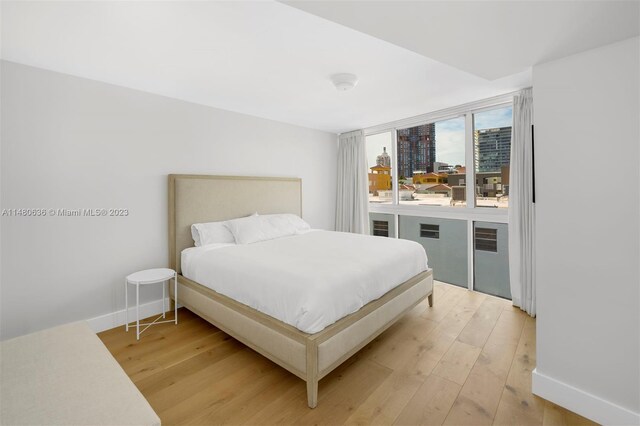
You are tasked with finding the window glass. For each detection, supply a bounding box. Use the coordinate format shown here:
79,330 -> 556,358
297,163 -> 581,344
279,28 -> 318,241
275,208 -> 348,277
396,117 -> 465,206
473,106 -> 513,208
366,132 -> 393,204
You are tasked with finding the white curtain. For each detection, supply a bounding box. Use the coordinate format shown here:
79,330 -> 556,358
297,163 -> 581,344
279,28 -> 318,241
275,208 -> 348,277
508,88 -> 535,316
335,130 -> 370,234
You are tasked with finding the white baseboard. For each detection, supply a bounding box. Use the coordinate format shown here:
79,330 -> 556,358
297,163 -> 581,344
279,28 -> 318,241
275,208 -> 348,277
87,297 -> 175,333
532,368 -> 640,425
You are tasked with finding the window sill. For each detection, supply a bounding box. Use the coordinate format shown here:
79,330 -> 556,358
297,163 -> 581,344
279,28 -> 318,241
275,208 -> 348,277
368,203 -> 509,223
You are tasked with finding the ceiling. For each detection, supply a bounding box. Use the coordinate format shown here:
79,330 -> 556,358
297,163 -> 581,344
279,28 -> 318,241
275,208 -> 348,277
1,1 -> 637,134
284,1 -> 640,80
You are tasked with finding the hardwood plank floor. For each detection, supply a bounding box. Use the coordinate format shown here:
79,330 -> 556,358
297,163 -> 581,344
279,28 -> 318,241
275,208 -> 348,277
99,282 -> 598,425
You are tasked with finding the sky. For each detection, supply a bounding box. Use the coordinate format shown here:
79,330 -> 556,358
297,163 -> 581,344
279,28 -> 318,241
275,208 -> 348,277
366,105 -> 512,170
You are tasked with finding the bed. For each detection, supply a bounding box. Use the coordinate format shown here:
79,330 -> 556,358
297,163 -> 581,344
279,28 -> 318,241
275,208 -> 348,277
168,174 -> 433,408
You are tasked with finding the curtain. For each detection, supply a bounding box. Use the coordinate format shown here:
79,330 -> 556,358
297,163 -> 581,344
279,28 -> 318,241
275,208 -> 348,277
508,88 -> 535,316
335,130 -> 370,234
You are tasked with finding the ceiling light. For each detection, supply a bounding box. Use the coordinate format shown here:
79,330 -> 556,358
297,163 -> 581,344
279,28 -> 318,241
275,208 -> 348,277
330,73 -> 358,91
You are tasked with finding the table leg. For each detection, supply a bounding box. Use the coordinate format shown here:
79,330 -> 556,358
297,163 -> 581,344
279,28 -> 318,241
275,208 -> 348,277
174,273 -> 178,325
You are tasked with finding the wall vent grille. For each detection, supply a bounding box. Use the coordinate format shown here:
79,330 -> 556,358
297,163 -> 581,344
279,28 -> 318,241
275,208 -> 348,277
372,220 -> 389,237
420,224 -> 440,239
475,227 -> 498,252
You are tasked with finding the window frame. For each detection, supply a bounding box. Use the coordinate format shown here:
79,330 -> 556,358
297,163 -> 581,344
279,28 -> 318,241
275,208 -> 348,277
365,94 -> 514,224
364,91 -> 520,292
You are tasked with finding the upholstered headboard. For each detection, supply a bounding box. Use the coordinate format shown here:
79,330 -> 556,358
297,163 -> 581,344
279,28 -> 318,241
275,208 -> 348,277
168,174 -> 302,274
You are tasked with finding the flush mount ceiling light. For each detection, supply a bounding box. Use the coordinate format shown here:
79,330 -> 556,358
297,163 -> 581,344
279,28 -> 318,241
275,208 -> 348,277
330,73 -> 358,91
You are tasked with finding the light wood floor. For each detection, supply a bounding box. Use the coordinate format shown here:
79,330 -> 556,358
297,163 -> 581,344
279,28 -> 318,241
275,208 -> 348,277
99,282 -> 598,426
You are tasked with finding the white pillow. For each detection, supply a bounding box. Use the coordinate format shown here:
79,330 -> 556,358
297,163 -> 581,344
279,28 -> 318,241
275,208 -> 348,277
191,213 -> 257,246
226,214 -> 310,245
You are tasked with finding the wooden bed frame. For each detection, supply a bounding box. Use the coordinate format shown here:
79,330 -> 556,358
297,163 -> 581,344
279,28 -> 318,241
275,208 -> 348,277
168,174 -> 433,408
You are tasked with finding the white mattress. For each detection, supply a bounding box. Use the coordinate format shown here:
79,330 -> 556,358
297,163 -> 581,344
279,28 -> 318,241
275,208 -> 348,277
181,230 -> 428,334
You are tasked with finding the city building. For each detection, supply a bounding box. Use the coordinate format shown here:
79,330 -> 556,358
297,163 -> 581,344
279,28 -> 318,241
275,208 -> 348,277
433,161 -> 450,174
397,123 -> 436,177
376,146 -> 391,167
412,172 -> 448,186
368,164 -> 391,195
424,183 -> 452,196
379,184 -> 415,201
474,126 -> 512,172
447,172 -> 466,187
447,170 -> 507,198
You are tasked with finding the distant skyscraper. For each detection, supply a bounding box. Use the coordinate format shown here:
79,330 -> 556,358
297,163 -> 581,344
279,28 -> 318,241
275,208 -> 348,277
397,123 -> 436,177
376,147 -> 391,167
474,127 -> 512,172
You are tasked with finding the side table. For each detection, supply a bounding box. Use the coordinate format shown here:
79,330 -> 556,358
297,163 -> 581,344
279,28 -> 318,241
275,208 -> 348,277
125,268 -> 177,340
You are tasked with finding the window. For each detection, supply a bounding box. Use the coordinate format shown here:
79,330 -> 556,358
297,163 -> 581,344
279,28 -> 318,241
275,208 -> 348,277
396,117 -> 465,207
420,223 -> 440,239
366,102 -> 513,211
473,106 -> 513,208
372,220 -> 389,237
366,132 -> 393,204
365,95 -> 516,300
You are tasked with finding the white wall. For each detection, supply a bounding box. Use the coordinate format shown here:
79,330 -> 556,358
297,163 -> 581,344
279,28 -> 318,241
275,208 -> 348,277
532,37 -> 639,425
0,61 -> 337,340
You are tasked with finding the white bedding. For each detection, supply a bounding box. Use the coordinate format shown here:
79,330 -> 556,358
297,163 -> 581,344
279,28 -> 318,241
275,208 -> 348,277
181,230 -> 428,334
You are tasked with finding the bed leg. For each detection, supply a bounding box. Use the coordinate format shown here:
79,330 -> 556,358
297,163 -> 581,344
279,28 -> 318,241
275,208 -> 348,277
428,292 -> 434,307
306,340 -> 318,408
307,378 -> 318,409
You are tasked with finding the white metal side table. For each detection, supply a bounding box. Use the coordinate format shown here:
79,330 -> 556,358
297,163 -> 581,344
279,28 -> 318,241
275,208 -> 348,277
125,268 -> 177,340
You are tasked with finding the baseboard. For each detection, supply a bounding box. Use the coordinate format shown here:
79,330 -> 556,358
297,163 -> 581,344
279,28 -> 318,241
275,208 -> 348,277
87,297 -> 176,333
532,368 -> 640,425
